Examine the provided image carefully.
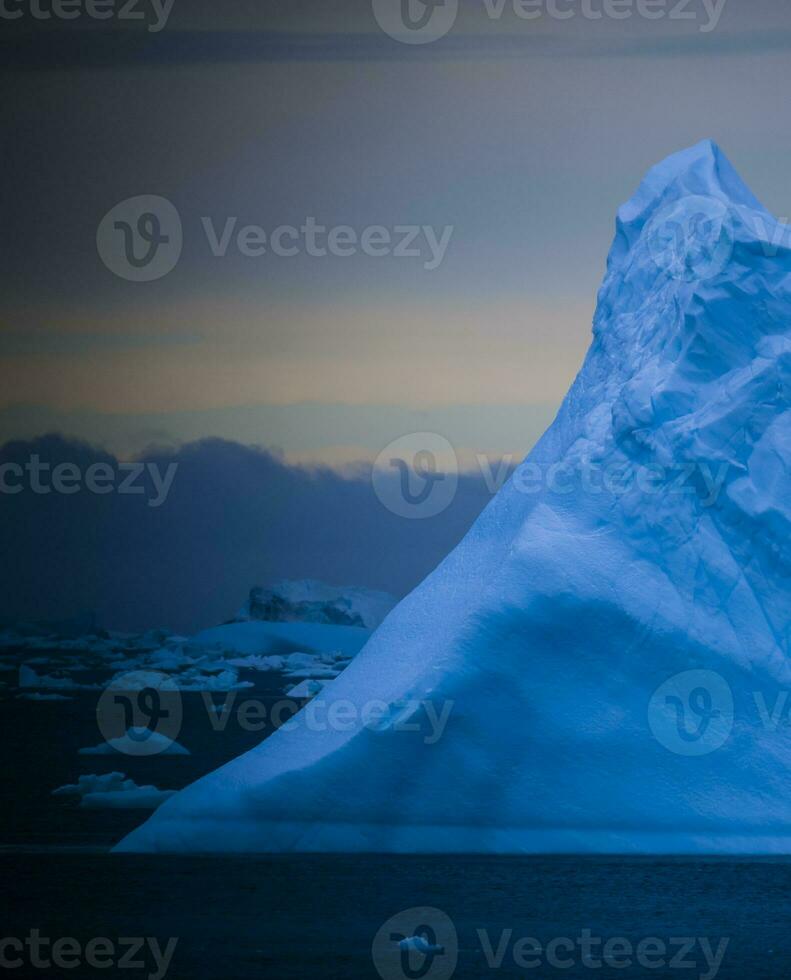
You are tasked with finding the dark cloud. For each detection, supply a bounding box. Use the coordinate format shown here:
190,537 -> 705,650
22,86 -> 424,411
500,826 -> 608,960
0,435 -> 506,634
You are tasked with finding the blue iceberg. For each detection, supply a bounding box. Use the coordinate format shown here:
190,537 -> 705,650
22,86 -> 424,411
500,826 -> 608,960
116,141 -> 791,854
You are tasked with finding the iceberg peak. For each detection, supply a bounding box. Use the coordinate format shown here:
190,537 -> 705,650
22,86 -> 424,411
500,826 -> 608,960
616,139 -> 767,236
585,142 -> 791,402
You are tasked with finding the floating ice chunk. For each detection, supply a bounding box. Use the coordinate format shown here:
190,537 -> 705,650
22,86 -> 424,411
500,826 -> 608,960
79,729 -> 190,756
286,679 -> 327,699
175,667 -> 253,692
53,772 -> 175,809
16,692 -> 72,702
143,647 -> 195,671
18,665 -> 99,691
225,654 -> 285,671
108,665 -> 252,693
190,620 -> 369,659
399,937 -> 445,956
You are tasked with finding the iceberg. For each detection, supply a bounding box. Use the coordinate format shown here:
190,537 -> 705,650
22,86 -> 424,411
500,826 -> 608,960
79,729 -> 191,756
189,619 -> 369,662
236,580 -> 397,630
116,142 -> 791,854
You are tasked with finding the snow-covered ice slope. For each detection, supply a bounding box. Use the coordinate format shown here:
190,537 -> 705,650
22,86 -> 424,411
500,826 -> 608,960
117,142 -> 791,854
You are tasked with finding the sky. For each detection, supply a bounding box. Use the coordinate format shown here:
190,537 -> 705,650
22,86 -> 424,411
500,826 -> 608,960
2,0 -> 791,628
4,0 -> 791,466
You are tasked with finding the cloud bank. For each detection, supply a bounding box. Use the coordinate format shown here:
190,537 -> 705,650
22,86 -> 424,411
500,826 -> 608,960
0,434 -> 505,633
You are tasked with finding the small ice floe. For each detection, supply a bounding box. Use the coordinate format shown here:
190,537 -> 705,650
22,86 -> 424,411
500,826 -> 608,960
399,937 -> 445,955
16,692 -> 72,702
174,667 -> 253,692
281,651 -> 347,680
164,635 -> 190,647
18,665 -> 100,691
104,655 -> 145,671
79,728 -> 190,756
191,618 -> 370,662
108,664 -> 252,693
190,656 -> 234,673
52,772 -> 175,809
128,629 -> 175,652
57,635 -> 120,656
283,665 -> 342,680
285,679 -> 327,700
144,646 -> 196,671
225,654 -> 285,672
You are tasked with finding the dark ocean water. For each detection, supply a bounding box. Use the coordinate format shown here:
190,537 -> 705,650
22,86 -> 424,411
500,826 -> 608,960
5,853 -> 791,979
4,655 -> 791,979
0,669 -> 296,846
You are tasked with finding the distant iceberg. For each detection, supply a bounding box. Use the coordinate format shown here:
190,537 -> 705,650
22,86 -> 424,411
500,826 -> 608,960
79,729 -> 190,756
117,142 -> 791,854
236,580 -> 397,630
